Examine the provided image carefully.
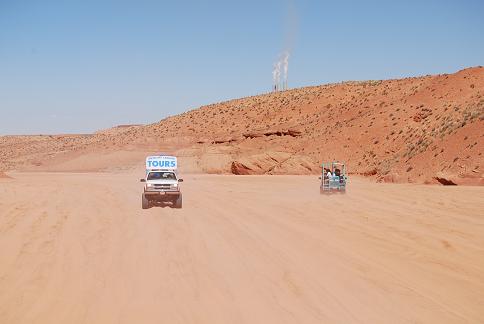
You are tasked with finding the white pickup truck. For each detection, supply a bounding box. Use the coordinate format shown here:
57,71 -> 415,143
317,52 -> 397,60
140,155 -> 183,209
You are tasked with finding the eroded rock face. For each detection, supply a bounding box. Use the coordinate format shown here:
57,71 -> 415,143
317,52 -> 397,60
231,152 -> 291,175
242,132 -> 264,139
434,177 -> 457,186
362,168 -> 379,176
382,173 -> 400,183
270,155 -> 317,175
230,152 -> 318,175
230,162 -> 254,175
242,129 -> 302,139
212,138 -> 238,144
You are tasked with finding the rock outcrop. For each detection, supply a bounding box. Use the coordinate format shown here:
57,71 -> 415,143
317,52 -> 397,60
1,67 -> 482,184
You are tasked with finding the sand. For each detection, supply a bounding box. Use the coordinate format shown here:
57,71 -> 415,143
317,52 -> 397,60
0,171 -> 11,179
1,67 -> 483,185
0,171 -> 483,323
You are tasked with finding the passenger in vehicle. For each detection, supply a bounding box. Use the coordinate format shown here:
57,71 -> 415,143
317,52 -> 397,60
149,172 -> 161,180
164,173 -> 176,180
334,168 -> 345,183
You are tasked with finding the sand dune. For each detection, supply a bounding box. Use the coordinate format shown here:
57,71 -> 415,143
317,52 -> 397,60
0,172 -> 483,323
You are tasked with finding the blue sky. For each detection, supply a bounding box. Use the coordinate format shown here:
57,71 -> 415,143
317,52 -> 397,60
1,0 -> 483,134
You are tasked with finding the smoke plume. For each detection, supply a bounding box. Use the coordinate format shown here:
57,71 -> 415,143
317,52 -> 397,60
282,51 -> 289,89
272,1 -> 298,92
272,59 -> 282,91
273,51 -> 290,91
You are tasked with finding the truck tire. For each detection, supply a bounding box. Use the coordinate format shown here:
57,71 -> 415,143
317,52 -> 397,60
173,194 -> 182,209
142,193 -> 150,209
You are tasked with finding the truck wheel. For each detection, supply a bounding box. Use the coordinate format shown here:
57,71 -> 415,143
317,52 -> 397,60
142,193 -> 150,209
173,194 -> 182,209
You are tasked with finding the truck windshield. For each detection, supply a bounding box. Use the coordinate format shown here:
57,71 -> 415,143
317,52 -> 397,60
147,172 -> 176,180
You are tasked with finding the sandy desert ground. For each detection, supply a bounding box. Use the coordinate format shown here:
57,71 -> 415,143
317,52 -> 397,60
0,172 -> 483,324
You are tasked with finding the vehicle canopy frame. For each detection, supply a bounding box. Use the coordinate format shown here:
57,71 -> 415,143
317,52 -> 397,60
320,161 -> 347,194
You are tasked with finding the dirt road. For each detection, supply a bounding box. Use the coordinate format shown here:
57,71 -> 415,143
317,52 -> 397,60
0,172 -> 483,323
